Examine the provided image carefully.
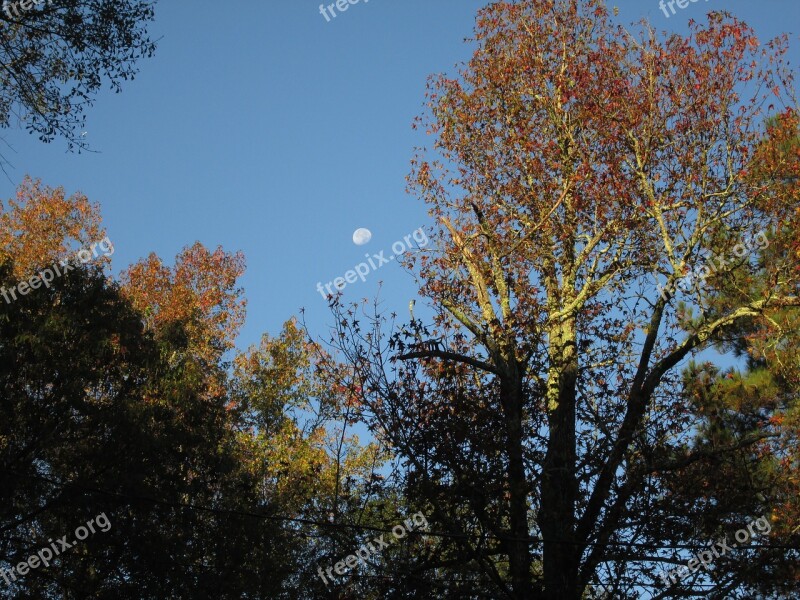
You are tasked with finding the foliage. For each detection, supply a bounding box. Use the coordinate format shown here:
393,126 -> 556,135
327,1 -> 800,597
0,0 -> 156,159
0,181 -> 382,598
0,176 -> 105,277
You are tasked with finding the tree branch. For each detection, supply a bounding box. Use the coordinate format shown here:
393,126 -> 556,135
396,349 -> 499,375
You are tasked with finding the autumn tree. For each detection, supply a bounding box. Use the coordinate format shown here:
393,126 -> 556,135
0,179 -> 253,597
329,1 -> 800,598
0,180 -> 372,598
231,318 -> 396,598
120,242 -> 247,399
0,176 -> 106,277
0,260 -> 266,598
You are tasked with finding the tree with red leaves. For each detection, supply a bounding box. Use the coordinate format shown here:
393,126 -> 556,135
330,1 -> 800,598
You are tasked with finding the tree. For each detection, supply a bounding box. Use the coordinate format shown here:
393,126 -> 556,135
329,1 -> 800,598
120,242 -> 247,399
0,179 -> 260,598
0,176 -> 105,277
676,110 -> 800,597
231,319 -> 391,599
0,181 -> 347,598
0,0 -> 156,162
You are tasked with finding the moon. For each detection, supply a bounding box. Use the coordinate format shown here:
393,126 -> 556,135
352,228 -> 372,246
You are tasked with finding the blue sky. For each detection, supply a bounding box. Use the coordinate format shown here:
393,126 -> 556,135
0,0 -> 798,352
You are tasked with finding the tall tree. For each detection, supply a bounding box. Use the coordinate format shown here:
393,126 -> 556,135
330,1 -> 800,598
0,180 -> 243,598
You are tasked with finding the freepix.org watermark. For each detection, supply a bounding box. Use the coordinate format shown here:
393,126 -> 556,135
316,512 -> 429,585
1,513 -> 112,587
1,236 -> 114,304
316,227 -> 428,299
3,0 -> 53,19
659,514 -> 771,586
656,231 -> 769,302
319,0 -> 370,23
658,0 -> 714,19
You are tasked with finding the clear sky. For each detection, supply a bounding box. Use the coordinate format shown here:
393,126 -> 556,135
0,0 -> 798,352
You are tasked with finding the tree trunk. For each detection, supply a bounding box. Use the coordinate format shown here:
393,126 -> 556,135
540,319 -> 580,599
501,372 -> 535,599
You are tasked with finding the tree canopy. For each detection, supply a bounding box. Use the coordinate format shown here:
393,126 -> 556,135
0,0 -> 156,161
329,1 -> 800,597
